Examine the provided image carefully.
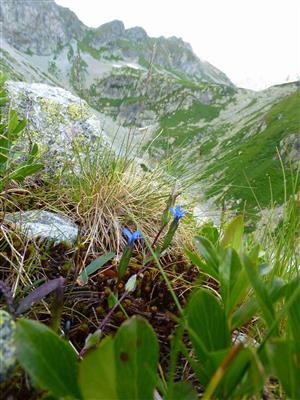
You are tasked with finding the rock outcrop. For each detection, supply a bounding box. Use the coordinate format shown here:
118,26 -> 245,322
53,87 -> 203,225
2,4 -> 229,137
280,133 -> 300,170
0,0 -> 233,86
6,81 -> 110,171
0,0 -> 85,55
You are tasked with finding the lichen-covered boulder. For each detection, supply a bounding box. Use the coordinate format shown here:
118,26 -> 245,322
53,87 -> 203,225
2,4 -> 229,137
0,310 -> 17,382
5,210 -> 79,245
5,81 -> 110,172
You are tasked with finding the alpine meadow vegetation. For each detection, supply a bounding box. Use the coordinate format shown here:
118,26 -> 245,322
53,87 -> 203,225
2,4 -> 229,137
0,2 -> 300,398
0,72 -> 300,399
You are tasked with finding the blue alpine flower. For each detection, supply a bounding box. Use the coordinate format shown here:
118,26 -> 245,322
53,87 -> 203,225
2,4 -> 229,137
122,227 -> 143,246
170,205 -> 187,221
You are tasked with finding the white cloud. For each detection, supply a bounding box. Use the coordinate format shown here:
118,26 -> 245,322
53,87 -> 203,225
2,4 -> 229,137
55,0 -> 300,90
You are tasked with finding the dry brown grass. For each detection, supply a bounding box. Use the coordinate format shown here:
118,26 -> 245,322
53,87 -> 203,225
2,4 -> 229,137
52,143 -> 196,259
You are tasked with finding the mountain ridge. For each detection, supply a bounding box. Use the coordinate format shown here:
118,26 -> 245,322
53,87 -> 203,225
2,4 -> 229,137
0,0 -> 233,86
1,0 -> 299,215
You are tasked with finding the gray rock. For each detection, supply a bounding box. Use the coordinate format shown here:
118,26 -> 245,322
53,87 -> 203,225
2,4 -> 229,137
6,81 -> 110,172
0,0 -> 85,55
0,310 -> 17,383
5,211 -> 79,245
280,132 -> 300,170
1,0 -> 233,86
91,20 -> 125,48
126,27 -> 148,41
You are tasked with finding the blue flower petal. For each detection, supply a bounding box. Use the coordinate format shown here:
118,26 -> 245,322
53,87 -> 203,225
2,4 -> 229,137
122,227 -> 133,241
170,207 -> 177,217
169,205 -> 187,221
132,230 -> 142,240
122,228 -> 142,245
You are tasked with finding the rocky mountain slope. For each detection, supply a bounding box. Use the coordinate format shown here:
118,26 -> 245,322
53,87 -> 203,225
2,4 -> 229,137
1,0 -> 299,215
0,0 -> 232,86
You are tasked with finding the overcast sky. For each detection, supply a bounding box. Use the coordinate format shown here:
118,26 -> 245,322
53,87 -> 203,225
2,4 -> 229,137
56,0 -> 300,90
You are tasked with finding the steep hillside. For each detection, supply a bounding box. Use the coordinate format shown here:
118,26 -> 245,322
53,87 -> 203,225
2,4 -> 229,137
1,0 -> 299,216
82,67 -> 237,128
189,85 -> 300,210
0,0 -> 232,87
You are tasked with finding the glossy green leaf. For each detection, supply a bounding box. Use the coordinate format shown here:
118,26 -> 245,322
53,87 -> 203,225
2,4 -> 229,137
169,381 -> 198,400
0,147 -> 9,165
16,319 -> 82,399
243,256 -> 275,330
286,279 -> 300,355
0,130 -> 9,165
10,118 -> 27,138
231,297 -> 257,329
206,347 -> 263,399
186,248 -> 219,281
219,249 -> 247,316
114,316 -> 159,400
79,337 -> 117,400
194,236 -> 219,277
80,317 -> 159,399
231,277 -> 287,329
222,215 -> 244,251
161,219 -> 179,252
27,143 -> 39,163
199,222 -> 220,245
268,340 -> 300,399
0,96 -> 9,105
187,289 -> 230,359
7,108 -> 26,139
248,243 -> 260,264
7,163 -> 44,181
118,246 -> 133,279
227,269 -> 248,319
8,110 -> 18,135
78,252 -> 115,284
108,290 -> 118,309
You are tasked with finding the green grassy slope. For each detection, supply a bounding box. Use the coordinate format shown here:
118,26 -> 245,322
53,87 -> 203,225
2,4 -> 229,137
199,87 -> 300,209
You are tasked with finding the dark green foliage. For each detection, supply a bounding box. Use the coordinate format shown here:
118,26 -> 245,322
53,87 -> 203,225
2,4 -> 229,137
114,317 -> 159,399
187,290 -> 230,355
15,319 -> 82,399
79,337 -> 117,399
0,77 -> 43,190
267,340 -> 300,399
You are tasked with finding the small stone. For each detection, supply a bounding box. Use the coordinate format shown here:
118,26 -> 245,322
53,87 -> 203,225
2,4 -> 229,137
232,331 -> 258,347
5,210 -> 79,245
